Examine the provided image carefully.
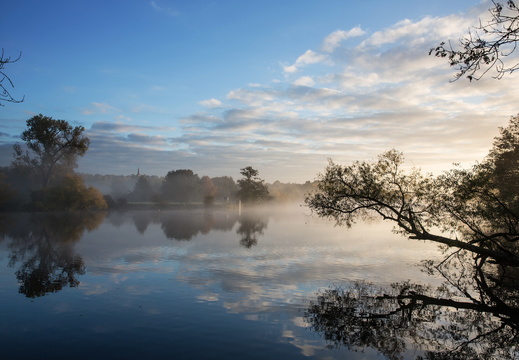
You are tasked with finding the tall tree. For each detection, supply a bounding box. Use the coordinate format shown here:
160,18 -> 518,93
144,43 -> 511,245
12,114 -> 90,188
237,166 -> 270,204
0,49 -> 24,105
431,1 -> 519,81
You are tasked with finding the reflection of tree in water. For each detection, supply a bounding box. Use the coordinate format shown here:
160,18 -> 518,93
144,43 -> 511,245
132,211 -> 153,234
2,212 -> 105,298
160,210 -> 239,241
236,211 -> 268,248
305,254 -> 519,360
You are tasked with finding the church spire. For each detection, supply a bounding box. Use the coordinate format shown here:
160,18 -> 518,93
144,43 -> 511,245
137,167 -> 140,176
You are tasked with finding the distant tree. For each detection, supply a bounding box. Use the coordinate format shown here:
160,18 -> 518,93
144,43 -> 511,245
128,176 -> 154,202
12,114 -> 90,188
212,176 -> 238,202
237,166 -> 270,204
31,174 -> 107,211
161,169 -> 200,203
0,49 -> 24,105
200,176 -> 216,205
430,1 -> 519,80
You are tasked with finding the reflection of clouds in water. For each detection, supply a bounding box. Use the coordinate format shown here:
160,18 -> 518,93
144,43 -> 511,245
282,330 -> 322,357
196,293 -> 219,302
72,207 -> 446,357
80,208 -> 443,312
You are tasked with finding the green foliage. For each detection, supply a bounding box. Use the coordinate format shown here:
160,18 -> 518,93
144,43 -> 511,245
237,166 -> 270,204
31,174 -> 107,211
12,114 -> 90,188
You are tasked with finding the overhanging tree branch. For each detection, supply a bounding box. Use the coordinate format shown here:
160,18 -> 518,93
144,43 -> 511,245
0,49 -> 24,105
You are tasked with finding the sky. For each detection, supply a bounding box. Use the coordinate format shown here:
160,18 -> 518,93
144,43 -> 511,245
2,0 -> 519,183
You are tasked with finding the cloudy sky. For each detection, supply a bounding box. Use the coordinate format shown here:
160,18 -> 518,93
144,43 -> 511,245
2,0 -> 518,182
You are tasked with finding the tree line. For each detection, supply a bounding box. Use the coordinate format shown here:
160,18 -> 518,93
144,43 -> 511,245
0,114 -> 314,211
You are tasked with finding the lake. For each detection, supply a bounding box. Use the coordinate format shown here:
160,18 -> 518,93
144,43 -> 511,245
0,205 -> 516,360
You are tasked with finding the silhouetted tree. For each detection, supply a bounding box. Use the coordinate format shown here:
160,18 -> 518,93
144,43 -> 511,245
306,117 -> 519,266
237,166 -> 270,204
431,1 -> 519,80
0,49 -> 24,105
12,114 -> 90,188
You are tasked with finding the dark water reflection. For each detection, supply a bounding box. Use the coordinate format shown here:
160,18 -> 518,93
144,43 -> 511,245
306,256 -> 519,359
0,207 -> 516,359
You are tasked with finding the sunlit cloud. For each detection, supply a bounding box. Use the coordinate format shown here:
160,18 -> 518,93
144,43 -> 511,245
199,98 -> 223,108
321,26 -> 366,53
282,50 -> 328,74
292,76 -> 315,87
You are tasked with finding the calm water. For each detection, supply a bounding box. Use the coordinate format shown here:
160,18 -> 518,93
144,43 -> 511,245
0,206 -> 513,359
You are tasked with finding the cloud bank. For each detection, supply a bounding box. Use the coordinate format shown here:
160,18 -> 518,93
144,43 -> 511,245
7,3 -> 516,183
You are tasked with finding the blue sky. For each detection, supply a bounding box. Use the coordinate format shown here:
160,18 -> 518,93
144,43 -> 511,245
2,0 -> 518,182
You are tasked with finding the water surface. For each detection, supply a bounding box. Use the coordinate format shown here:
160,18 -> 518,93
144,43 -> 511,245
0,206 -> 498,359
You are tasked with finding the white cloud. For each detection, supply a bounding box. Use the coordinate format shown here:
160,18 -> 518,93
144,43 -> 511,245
321,26 -> 366,53
283,50 -> 328,74
199,98 -> 223,108
293,76 -> 315,87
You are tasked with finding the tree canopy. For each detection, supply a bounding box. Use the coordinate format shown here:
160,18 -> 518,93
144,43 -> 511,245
237,166 -> 270,204
306,116 -> 519,266
431,1 -> 519,80
161,169 -> 200,203
12,114 -> 90,188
